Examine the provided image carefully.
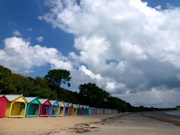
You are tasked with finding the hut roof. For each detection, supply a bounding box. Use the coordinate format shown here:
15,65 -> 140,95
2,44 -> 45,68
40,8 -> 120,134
25,97 -> 37,103
49,100 -> 58,105
5,94 -> 22,101
38,99 -> 48,104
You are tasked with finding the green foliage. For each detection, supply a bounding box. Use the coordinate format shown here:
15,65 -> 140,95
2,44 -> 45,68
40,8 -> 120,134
0,65 -> 17,94
44,69 -> 71,89
79,83 -> 110,108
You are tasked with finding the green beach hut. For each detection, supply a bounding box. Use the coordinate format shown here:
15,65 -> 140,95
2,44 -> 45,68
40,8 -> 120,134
25,97 -> 41,117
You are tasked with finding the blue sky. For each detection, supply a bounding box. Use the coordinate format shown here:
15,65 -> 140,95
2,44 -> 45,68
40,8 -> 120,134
1,0 -> 180,108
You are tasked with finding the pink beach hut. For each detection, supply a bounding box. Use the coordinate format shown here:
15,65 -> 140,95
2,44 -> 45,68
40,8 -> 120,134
39,99 -> 51,117
0,95 -> 8,118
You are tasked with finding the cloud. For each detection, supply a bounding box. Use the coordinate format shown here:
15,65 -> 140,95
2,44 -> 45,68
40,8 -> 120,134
38,0 -> 180,107
36,36 -> 43,42
12,30 -> 21,36
0,36 -> 71,73
27,28 -> 32,31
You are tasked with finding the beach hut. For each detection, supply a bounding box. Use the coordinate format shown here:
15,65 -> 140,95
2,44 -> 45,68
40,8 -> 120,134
97,108 -> 100,115
25,97 -> 41,117
100,108 -> 103,114
77,104 -> 81,115
91,107 -> 94,115
84,106 -> 89,115
0,95 -> 8,118
50,100 -> 59,117
103,108 -> 106,114
88,107 -> 91,115
69,103 -> 74,116
64,102 -> 69,116
73,104 -> 77,116
58,101 -> 65,116
94,108 -> 97,114
39,99 -> 51,117
5,94 -> 28,118
80,105 -> 84,115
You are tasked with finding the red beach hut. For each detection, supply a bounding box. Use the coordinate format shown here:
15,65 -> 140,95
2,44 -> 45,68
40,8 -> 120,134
39,99 -> 51,117
0,95 -> 8,118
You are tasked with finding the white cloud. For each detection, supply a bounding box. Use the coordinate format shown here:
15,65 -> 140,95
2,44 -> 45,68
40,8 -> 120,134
0,36 -> 71,73
36,36 -> 43,42
12,30 -> 21,36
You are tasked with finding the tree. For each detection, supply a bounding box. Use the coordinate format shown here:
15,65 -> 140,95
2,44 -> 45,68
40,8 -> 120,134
44,69 -> 71,89
79,83 -> 110,107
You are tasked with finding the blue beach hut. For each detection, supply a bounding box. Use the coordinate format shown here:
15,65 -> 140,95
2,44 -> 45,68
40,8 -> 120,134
64,102 -> 69,116
50,100 -> 59,117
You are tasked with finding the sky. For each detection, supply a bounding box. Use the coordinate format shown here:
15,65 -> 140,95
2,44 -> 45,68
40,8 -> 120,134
0,0 -> 180,108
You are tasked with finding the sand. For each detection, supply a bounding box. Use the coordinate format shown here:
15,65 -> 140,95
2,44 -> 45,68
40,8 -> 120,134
0,114 -> 120,135
0,112 -> 180,135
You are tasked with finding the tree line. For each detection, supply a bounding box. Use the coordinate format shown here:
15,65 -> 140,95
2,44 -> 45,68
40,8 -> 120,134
0,65 -> 175,112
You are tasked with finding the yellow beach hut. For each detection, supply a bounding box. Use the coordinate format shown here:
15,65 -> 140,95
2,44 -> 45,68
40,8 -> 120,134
73,104 -> 77,116
58,101 -> 65,116
5,94 -> 28,118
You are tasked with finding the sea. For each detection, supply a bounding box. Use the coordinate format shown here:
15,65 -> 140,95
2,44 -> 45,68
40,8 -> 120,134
166,110 -> 180,116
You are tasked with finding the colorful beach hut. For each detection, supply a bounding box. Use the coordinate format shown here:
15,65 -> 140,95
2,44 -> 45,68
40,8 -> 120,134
77,104 -> 81,115
0,95 -> 8,118
84,105 -> 89,115
88,107 -> 91,115
25,97 -> 41,117
69,103 -> 74,116
80,105 -> 84,115
58,101 -> 65,116
50,100 -> 59,117
73,104 -> 77,116
64,102 -> 69,116
39,99 -> 51,117
103,108 -> 106,114
97,108 -> 100,114
5,94 -> 28,118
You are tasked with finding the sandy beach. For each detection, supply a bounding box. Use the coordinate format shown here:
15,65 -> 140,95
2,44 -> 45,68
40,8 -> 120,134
0,112 -> 180,135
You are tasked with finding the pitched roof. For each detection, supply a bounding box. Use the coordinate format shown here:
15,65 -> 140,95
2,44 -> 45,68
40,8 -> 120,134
58,101 -> 64,105
38,99 -> 48,104
25,97 -> 37,103
49,100 -> 58,105
5,94 -> 21,101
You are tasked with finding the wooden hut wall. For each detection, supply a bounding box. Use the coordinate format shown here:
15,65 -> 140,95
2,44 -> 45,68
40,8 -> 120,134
0,96 -> 8,118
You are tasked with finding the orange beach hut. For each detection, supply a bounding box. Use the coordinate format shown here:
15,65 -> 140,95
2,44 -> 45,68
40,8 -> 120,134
69,103 -> 74,116
0,95 -> 8,118
5,94 -> 28,118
